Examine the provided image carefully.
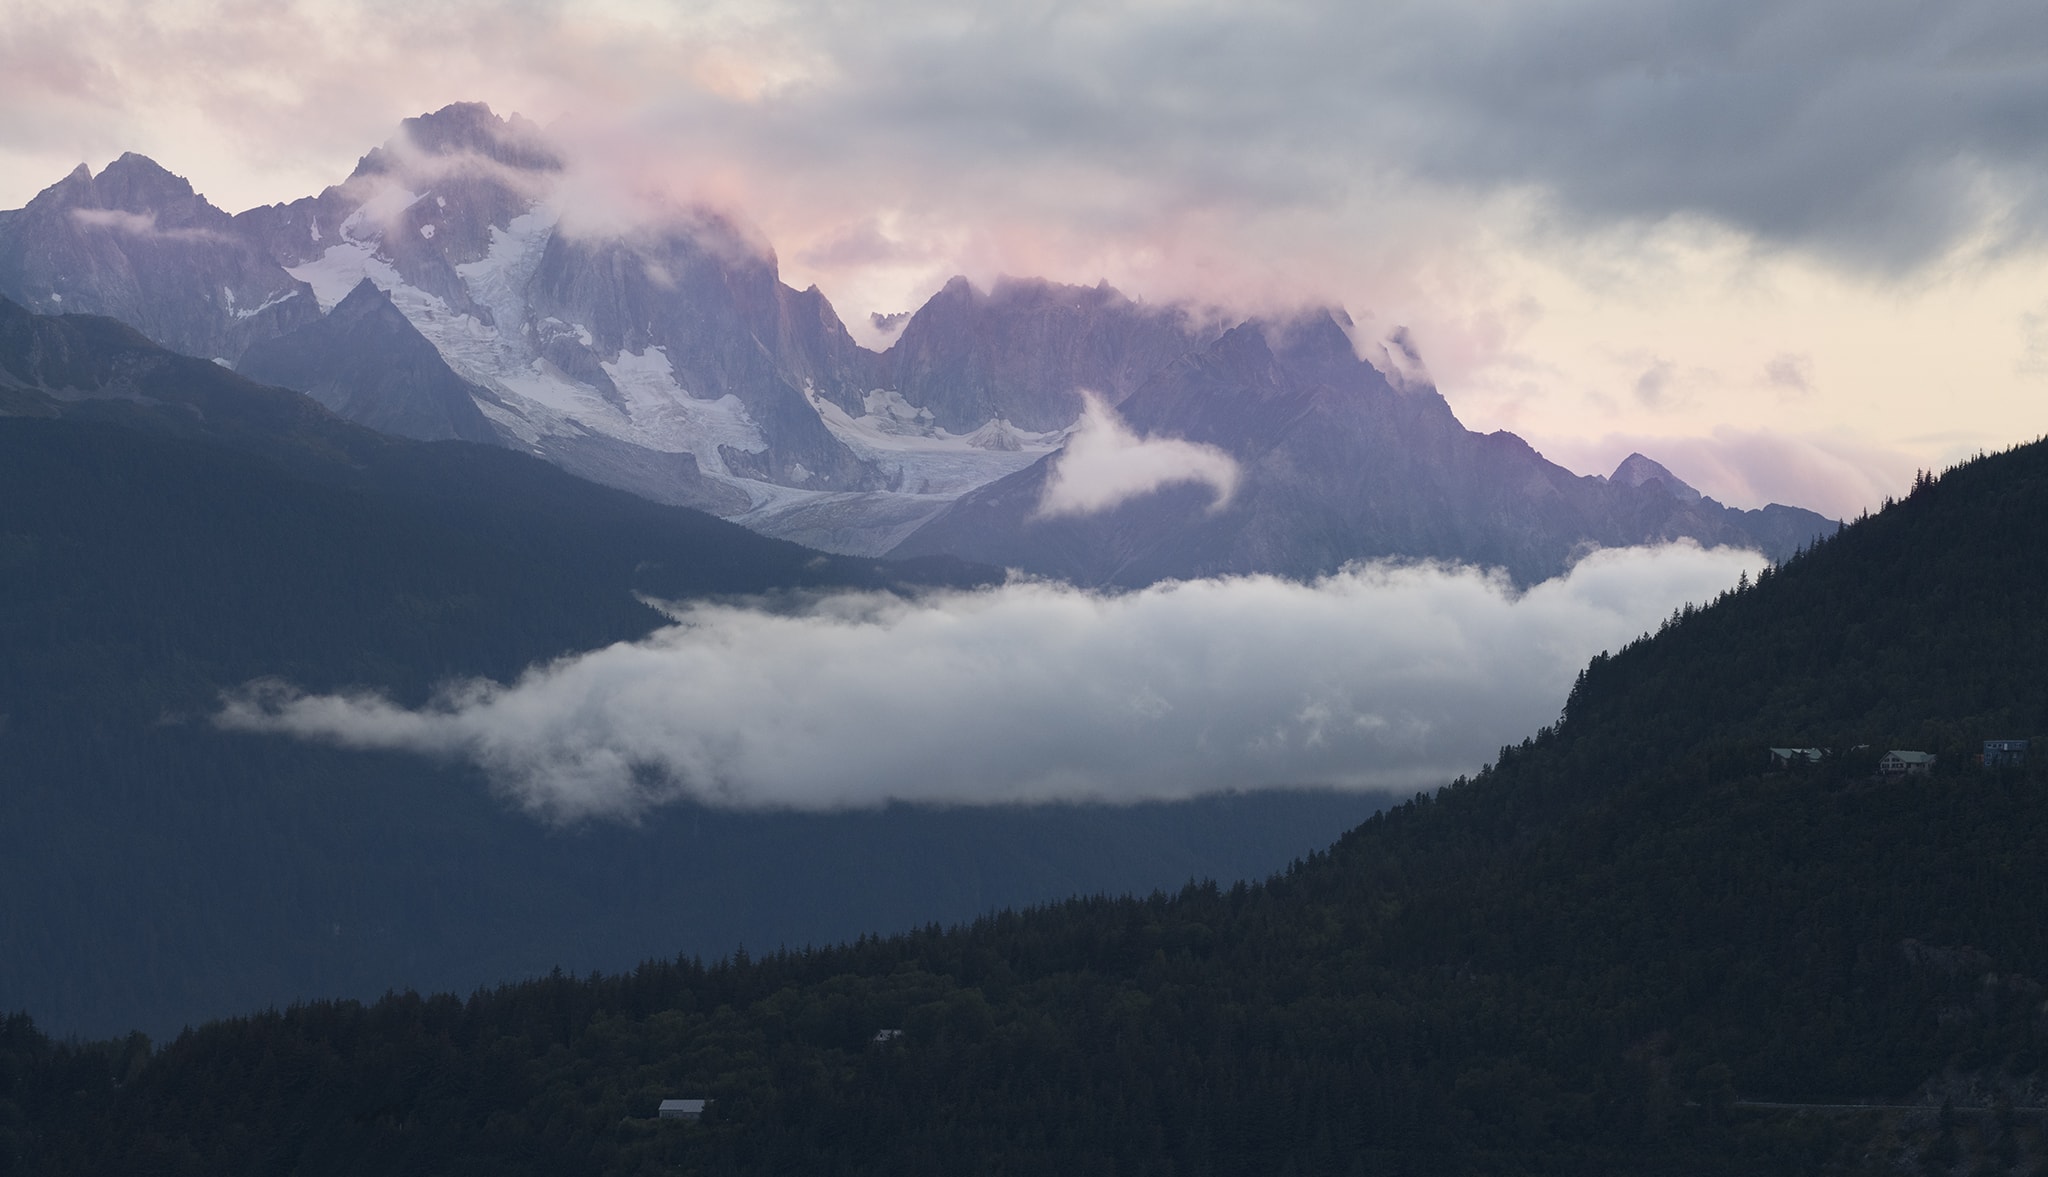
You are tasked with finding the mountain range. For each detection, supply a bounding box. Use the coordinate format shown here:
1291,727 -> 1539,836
0,102 -> 1836,579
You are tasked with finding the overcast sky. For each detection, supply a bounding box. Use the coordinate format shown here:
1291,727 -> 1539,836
7,0 -> 2048,516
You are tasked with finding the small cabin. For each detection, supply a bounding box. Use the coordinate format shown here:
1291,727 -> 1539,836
1983,739 -> 2030,769
1769,747 -> 1823,768
1880,750 -> 1936,777
658,1099 -> 707,1123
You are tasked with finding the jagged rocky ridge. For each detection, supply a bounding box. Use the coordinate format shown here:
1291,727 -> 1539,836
891,312 -> 1834,585
0,102 -> 1837,576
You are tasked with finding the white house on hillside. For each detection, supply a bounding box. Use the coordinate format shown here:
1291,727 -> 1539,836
1880,750 -> 1936,777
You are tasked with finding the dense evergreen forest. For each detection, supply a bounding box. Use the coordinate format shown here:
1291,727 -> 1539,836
6,422 -> 2046,1173
0,306 -> 1384,1039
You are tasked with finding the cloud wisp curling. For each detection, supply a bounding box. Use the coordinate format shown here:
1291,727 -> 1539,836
216,544 -> 1763,823
1035,391 -> 1240,518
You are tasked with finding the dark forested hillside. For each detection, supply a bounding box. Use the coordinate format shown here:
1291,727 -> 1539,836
8,438 -> 2046,1174
0,307 -> 1384,1041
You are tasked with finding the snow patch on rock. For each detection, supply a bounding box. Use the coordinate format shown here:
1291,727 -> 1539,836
808,388 -> 1067,498
286,241 -> 405,311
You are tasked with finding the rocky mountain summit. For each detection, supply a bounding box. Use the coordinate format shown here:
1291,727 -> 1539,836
0,153 -> 320,362
0,103 -> 1838,578
1609,451 -> 1705,503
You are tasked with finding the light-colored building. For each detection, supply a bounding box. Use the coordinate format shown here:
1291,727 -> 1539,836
659,1099 -> 707,1122
1880,750 -> 1936,776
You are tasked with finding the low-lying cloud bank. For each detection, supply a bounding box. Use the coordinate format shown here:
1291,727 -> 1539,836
218,544 -> 1763,822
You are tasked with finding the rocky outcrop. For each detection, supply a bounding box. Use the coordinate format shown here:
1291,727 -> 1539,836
865,276 -> 1203,433
525,225 -> 885,490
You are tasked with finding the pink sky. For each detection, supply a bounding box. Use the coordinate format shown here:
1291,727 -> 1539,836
6,0 -> 2048,518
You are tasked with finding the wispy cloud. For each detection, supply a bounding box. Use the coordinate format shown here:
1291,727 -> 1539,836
217,543 -> 1762,822
1036,391 -> 1239,518
68,206 -> 231,243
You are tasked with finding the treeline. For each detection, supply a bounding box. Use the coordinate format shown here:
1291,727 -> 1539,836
8,439 -> 2048,1173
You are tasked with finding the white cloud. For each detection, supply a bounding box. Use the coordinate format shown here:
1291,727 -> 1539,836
216,544 -> 1764,822
1035,391 -> 1239,518
67,206 -> 230,243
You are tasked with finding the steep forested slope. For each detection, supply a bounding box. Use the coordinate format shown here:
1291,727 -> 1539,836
7,440 -> 2045,1174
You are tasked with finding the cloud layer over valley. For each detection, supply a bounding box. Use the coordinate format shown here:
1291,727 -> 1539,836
218,543 -> 1763,822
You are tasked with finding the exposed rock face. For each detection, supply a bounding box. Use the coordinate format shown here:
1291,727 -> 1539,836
865,276 -> 1203,433
0,104 -> 1845,579
237,279 -> 504,446
525,224 -> 883,491
0,155 -> 320,362
0,106 -> 894,503
889,311 -> 1838,587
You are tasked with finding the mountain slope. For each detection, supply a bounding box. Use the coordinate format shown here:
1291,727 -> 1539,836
892,313 -> 1839,585
13,437 -> 2043,1175
236,278 -> 504,445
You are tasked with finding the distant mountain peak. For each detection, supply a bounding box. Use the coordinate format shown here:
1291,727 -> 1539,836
329,277 -> 400,321
351,102 -> 563,182
1611,452 -> 1704,503
103,151 -> 180,179
93,153 -> 204,207
403,102 -> 561,170
28,154 -> 199,214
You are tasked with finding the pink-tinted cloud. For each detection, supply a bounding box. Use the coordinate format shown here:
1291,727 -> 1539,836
9,0 -> 2048,480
